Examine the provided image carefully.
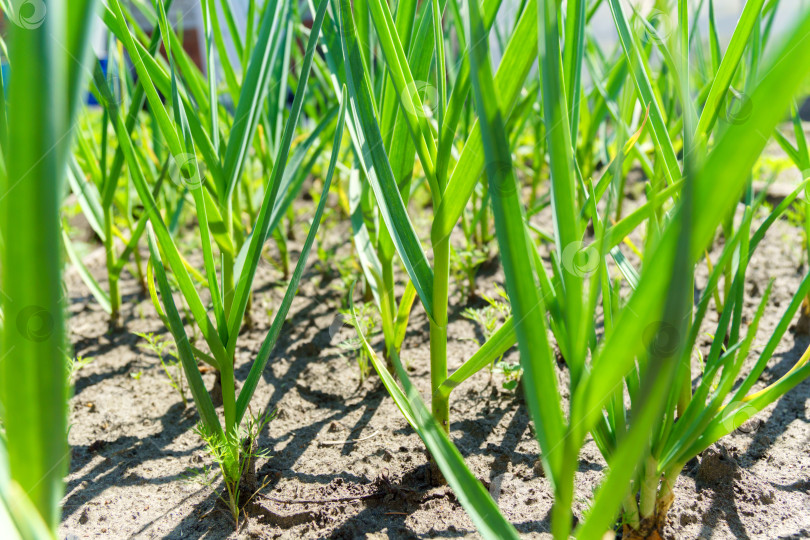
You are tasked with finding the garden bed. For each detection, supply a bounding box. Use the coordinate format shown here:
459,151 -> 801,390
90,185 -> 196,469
59,201 -> 810,539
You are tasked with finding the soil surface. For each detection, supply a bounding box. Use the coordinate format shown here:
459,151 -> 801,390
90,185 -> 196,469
59,174 -> 810,539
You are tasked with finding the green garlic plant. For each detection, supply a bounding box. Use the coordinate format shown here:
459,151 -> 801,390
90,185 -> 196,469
476,0 -> 810,538
93,0 -> 347,523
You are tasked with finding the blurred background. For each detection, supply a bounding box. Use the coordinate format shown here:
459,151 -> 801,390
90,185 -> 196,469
2,0 -> 808,101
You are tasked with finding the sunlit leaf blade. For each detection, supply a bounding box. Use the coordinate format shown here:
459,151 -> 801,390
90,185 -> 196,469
463,0 -> 565,491
606,0 -> 680,186
695,0 -> 767,138
436,318 -> 516,398
221,0 -> 288,200
537,0 -> 585,377
349,294 -> 520,540
226,0 -> 331,351
0,460 -> 52,540
146,226 -> 223,438
235,86 -> 348,424
432,0 -> 538,244
337,0 -> 436,320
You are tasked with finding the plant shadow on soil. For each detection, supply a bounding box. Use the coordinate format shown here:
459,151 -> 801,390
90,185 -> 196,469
60,201 -> 810,539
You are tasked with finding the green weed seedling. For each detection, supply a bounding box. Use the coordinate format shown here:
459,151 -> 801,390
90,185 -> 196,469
134,331 -> 187,406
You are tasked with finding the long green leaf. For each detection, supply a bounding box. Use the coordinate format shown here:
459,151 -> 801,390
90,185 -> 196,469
695,0 -> 767,138
221,0 -> 288,200
337,0 -> 436,319
538,0 -> 585,377
606,0 -> 680,186
146,226 -> 223,438
226,0 -> 331,351
350,293 -> 520,540
464,0 -> 565,492
431,0 -> 538,244
435,318 -> 516,399
236,86 -> 348,424
0,0 -> 97,531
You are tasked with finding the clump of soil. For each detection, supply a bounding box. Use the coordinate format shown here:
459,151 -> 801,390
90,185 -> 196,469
696,448 -> 742,485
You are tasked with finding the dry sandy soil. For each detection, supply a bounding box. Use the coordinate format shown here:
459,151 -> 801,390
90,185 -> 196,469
58,179 -> 810,539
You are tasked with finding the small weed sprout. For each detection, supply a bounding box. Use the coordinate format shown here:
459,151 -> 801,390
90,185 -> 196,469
461,287 -> 518,389
461,287 -> 511,340
493,361 -> 523,392
66,355 -> 92,387
332,256 -> 362,297
315,242 -> 357,295
450,245 -> 490,301
314,243 -> 333,278
134,332 -> 187,406
181,463 -> 218,489
195,410 -> 274,526
336,303 -> 378,384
